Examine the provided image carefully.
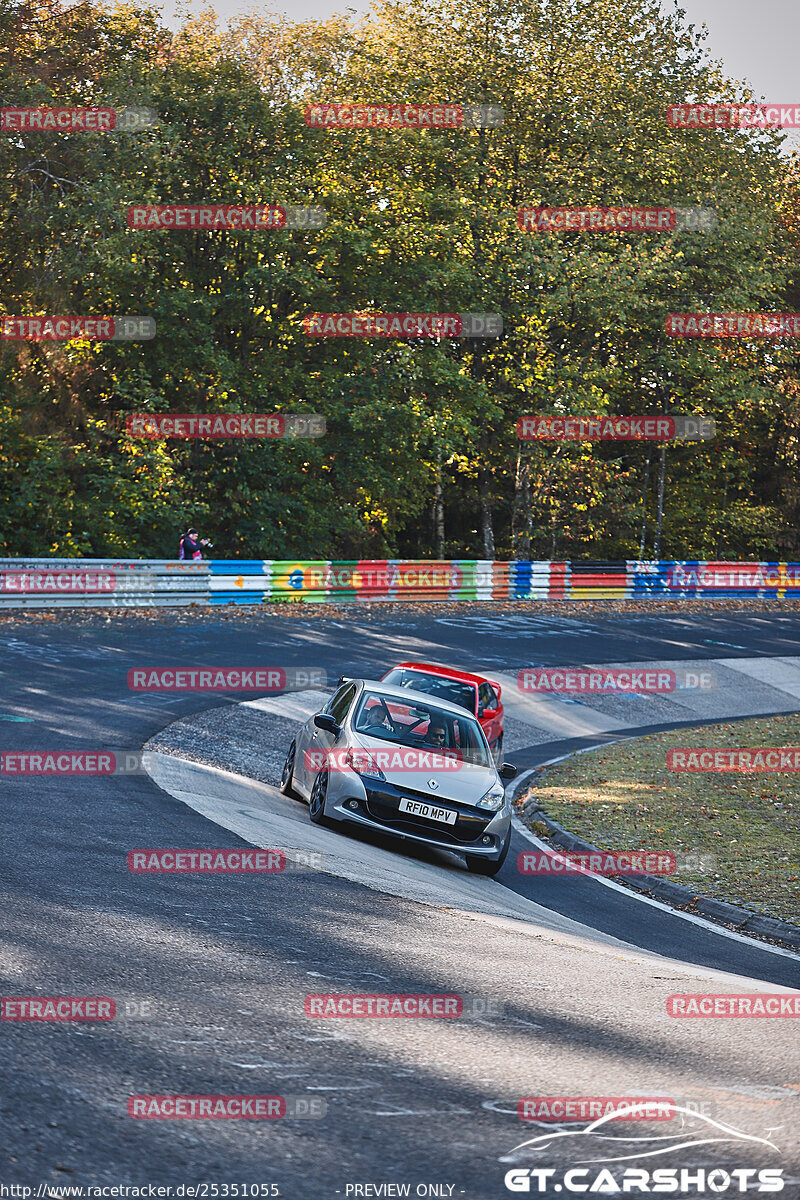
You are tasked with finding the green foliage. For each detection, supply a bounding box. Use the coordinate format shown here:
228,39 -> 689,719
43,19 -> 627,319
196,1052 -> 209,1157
0,0 -> 797,559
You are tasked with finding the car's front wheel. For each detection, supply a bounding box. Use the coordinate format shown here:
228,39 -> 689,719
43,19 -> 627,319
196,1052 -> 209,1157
465,831 -> 510,877
308,770 -> 330,825
279,740 -> 301,799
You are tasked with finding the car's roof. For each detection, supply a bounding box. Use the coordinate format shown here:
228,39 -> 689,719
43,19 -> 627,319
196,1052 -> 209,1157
349,678 -> 483,721
389,661 -> 490,688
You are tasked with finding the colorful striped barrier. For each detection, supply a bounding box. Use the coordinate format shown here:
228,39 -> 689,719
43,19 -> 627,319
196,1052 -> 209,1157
1,559 -> 799,608
207,560 -> 567,604
628,561 -> 800,600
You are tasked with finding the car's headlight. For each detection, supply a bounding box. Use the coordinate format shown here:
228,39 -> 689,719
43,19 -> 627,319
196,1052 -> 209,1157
346,749 -> 386,781
477,782 -> 506,811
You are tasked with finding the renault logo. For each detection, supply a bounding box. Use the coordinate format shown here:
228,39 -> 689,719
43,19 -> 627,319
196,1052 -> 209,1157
427,779 -> 439,790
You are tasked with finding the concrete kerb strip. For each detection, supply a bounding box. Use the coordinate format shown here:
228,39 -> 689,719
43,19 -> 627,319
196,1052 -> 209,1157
510,758 -> 800,952
142,750 -> 794,989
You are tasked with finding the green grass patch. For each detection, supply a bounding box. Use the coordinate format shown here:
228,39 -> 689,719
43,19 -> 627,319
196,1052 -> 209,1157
525,714 -> 800,926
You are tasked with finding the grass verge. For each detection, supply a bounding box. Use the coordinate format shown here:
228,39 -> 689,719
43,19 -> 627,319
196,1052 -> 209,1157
522,713 -> 799,926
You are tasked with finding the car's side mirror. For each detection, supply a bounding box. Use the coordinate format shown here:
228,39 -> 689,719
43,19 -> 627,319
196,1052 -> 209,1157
314,713 -> 340,735
499,763 -> 517,780
482,706 -> 498,719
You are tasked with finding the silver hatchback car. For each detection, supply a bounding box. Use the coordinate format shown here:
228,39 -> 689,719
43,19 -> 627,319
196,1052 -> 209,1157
279,678 -> 517,876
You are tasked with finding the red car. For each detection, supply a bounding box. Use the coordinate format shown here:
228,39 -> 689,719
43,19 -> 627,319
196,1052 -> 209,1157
380,662 -> 505,760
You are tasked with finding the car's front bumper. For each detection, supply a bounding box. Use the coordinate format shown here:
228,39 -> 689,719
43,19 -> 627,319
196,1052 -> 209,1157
325,774 -> 510,858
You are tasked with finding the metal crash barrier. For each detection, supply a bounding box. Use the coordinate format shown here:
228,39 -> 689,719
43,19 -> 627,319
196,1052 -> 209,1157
0,558 -> 799,608
0,559 -> 209,609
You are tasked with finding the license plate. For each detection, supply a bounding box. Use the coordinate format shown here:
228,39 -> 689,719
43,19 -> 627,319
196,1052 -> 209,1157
398,797 -> 457,825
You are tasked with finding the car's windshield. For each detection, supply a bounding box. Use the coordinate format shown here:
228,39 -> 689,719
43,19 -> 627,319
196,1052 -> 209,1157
353,690 -> 490,766
381,668 -> 476,714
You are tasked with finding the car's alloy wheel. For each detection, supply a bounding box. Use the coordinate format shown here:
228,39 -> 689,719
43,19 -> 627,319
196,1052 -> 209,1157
466,831 -> 510,877
279,740 -> 300,798
308,770 -> 329,824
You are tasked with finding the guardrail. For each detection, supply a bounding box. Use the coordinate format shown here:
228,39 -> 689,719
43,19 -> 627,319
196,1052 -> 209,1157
1,558 -> 800,608
0,560 -> 208,609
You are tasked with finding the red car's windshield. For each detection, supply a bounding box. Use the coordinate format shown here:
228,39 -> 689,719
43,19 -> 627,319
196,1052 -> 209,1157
382,667 -> 477,713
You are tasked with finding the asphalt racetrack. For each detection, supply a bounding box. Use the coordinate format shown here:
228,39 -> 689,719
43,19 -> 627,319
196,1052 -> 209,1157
1,607 -> 799,1196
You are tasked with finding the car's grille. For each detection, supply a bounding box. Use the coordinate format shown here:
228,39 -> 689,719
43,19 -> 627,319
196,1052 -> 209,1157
362,782 -> 491,845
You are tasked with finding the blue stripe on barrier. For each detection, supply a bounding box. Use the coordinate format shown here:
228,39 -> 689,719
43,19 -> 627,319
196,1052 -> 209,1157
208,560 -> 268,575
209,591 -> 268,604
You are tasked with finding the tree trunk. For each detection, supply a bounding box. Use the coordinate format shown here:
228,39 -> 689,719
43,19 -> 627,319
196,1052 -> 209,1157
478,468 -> 495,558
432,472 -> 445,558
512,447 -> 532,559
652,443 -> 667,559
638,450 -> 651,558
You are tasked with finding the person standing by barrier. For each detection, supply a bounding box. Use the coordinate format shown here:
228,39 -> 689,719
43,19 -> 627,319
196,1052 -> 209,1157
178,528 -> 212,560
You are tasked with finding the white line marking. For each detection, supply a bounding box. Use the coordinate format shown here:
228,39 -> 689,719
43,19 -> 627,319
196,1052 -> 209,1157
510,811 -> 800,962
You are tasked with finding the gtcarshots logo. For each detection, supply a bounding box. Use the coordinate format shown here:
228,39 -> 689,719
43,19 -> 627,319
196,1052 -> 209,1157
127,667 -> 326,691
516,415 -> 715,441
124,413 -> 325,439
503,1167 -> 784,1193
302,313 -> 502,338
502,1104 -> 784,1193
304,747 -> 462,773
517,668 -> 715,694
667,748 -> 800,772
0,569 -> 115,593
